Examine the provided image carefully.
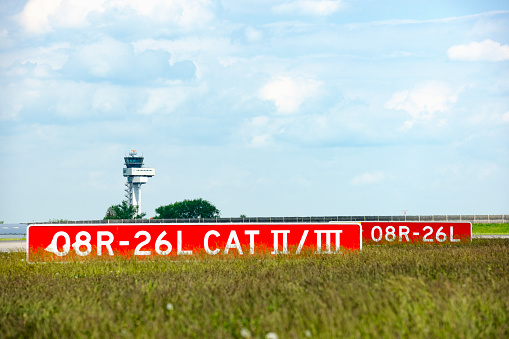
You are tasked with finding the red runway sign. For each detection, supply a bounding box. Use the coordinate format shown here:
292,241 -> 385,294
27,223 -> 362,262
356,221 -> 472,244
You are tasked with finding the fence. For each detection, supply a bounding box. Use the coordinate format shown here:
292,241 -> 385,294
28,214 -> 508,225
1,215 -> 506,238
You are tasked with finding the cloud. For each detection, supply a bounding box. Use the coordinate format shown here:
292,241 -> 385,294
351,171 -> 384,185
346,10 -> 509,30
18,0 -> 105,34
447,39 -> 509,62
63,38 -> 132,79
0,28 -> 12,49
113,0 -> 215,29
502,112 -> 509,123
259,76 -> 322,114
5,44 -> 71,70
385,81 -> 462,130
273,1 -> 344,16
238,105 -> 397,149
137,87 -> 195,115
244,26 -> 263,42
91,85 -> 131,114
0,68 -> 197,123
62,38 -> 196,83
18,0 -> 215,34
241,115 -> 283,147
133,37 -> 236,63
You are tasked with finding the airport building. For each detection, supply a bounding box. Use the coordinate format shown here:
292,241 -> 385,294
123,150 -> 154,214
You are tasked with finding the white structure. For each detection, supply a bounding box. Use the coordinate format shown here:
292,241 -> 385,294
123,150 -> 155,214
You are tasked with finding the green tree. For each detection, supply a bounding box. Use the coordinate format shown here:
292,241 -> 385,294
154,198 -> 220,219
104,201 -> 146,220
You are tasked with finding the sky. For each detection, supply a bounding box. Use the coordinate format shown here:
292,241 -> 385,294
0,0 -> 508,223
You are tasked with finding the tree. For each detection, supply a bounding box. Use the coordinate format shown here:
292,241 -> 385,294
104,201 -> 146,220
154,198 -> 220,219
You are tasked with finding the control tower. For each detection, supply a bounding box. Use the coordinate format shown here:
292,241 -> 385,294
123,150 -> 155,215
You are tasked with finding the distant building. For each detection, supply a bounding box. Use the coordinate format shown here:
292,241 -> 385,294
123,150 -> 154,214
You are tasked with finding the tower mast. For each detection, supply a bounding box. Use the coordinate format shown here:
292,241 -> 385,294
123,150 -> 155,215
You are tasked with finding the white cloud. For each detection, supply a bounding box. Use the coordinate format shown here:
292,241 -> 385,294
91,85 -> 129,114
346,10 -> 509,30
351,171 -> 384,185
138,88 -> 181,115
245,26 -> 263,42
385,81 -> 462,130
273,1 -> 344,16
65,38 -> 132,79
62,38 -> 196,83
502,112 -> 509,123
137,85 -> 205,115
19,0 -> 105,33
384,51 -> 414,58
112,0 -> 215,28
447,39 -> 509,62
259,76 -> 321,114
18,0 -> 214,34
476,163 -> 498,179
241,115 -> 282,147
0,43 -> 71,69
250,134 -> 272,147
0,28 -> 12,49
133,37 -> 235,62
0,103 -> 22,121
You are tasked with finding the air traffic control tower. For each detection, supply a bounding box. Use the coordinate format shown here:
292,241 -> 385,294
123,150 -> 155,214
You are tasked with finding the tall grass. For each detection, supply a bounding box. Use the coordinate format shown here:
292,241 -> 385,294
1,239 -> 508,338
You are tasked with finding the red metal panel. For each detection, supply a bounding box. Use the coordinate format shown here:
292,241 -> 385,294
359,221 -> 472,244
27,223 -> 362,262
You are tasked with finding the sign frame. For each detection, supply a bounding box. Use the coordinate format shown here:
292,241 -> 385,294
337,221 -> 472,244
27,222 -> 362,262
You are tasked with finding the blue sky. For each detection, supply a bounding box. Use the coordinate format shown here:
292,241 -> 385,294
1,0 -> 508,223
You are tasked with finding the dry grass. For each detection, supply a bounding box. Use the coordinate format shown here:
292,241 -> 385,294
1,239 -> 508,338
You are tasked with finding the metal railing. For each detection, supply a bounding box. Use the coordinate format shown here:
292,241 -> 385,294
29,214 -> 508,225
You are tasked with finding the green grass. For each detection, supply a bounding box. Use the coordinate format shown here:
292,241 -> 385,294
472,223 -> 509,234
1,239 -> 508,338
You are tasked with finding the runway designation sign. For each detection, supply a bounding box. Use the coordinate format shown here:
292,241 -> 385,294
358,221 -> 472,244
27,223 -> 362,262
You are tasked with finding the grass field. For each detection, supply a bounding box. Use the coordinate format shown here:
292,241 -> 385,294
1,239 -> 508,338
472,223 -> 509,234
